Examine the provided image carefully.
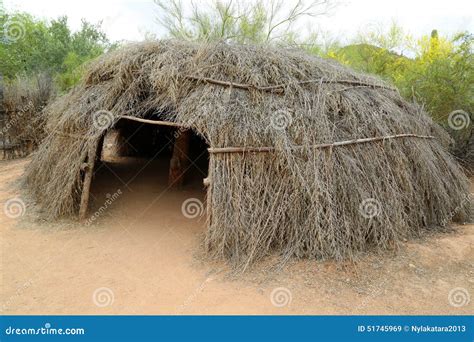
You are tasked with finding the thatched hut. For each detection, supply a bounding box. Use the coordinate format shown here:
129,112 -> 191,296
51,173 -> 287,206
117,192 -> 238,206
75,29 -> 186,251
24,40 -> 471,267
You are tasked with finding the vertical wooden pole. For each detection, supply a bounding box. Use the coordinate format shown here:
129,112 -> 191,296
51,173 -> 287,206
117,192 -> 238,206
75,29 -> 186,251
205,155 -> 213,227
168,129 -> 191,187
79,139 -> 100,221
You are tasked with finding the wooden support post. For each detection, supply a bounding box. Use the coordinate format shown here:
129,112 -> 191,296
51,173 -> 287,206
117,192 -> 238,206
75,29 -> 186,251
168,129 -> 191,187
79,139 -> 99,221
205,156 -> 213,227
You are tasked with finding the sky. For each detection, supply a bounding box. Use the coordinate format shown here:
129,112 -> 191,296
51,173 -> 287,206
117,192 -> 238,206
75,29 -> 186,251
3,0 -> 473,42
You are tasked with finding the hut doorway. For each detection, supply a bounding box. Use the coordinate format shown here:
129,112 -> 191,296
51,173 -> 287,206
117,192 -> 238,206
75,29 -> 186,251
81,117 -> 209,221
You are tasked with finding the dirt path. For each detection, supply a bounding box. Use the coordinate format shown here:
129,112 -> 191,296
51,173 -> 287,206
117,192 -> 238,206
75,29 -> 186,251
0,157 -> 472,314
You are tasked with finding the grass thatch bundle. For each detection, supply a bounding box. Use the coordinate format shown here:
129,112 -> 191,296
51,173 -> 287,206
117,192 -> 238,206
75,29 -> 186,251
1,73 -> 55,159
448,122 -> 474,174
24,40 -> 471,268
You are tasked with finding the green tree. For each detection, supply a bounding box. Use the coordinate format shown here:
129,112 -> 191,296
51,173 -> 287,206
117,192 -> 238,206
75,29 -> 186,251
402,31 -> 473,123
0,11 -> 111,90
154,0 -> 335,44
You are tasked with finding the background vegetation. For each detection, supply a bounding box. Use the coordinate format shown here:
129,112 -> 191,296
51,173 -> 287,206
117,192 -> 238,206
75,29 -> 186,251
0,11 -> 111,91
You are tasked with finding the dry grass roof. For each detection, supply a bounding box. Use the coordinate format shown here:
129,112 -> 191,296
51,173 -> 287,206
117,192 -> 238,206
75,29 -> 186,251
24,40 -> 471,269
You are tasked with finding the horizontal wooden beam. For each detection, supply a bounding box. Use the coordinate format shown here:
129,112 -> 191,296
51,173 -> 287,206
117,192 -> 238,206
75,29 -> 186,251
186,75 -> 397,93
186,75 -> 284,94
120,115 -> 185,128
207,134 -> 435,154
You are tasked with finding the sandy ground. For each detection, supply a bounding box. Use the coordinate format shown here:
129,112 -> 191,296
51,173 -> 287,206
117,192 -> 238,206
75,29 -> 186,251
0,157 -> 473,315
